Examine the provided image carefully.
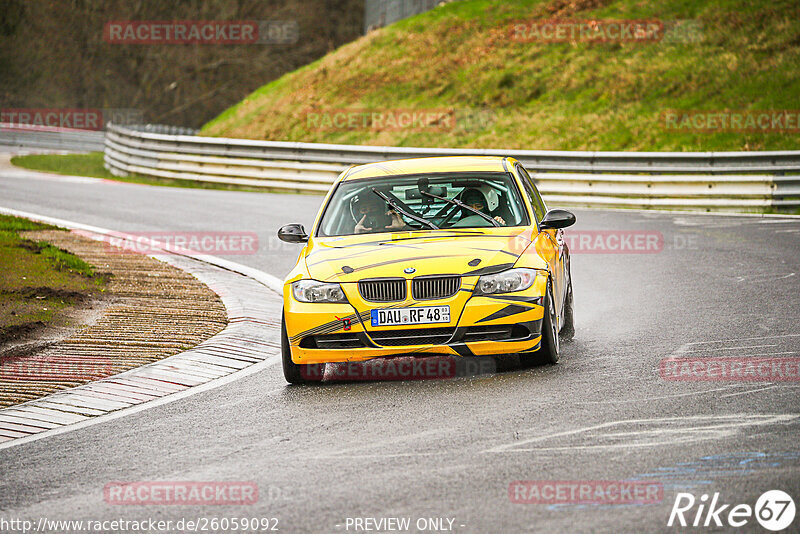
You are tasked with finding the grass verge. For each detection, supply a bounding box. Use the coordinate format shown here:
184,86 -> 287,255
10,153 -> 115,180
0,214 -> 109,344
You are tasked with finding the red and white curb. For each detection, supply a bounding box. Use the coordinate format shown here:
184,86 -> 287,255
0,207 -> 285,450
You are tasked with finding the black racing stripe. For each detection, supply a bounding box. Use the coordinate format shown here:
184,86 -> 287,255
471,247 -> 521,258
449,343 -> 474,357
519,341 -> 542,353
303,238 -> 419,256
376,243 -> 426,250
449,327 -> 467,343
296,299 -> 413,340
464,262 -> 516,276
289,310 -> 370,342
326,255 -> 462,279
306,241 -> 432,267
306,247 -> 392,267
309,231 -> 519,255
307,242 -> 426,260
295,314 -> 359,337
483,294 -> 543,304
378,231 -> 487,243
356,332 -> 379,348
476,304 -> 534,324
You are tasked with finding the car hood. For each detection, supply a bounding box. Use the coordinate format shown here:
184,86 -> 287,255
304,227 -> 536,283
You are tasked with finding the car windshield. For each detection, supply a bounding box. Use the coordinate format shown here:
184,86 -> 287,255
317,172 -> 529,237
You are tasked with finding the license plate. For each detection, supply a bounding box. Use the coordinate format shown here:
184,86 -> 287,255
370,306 -> 450,327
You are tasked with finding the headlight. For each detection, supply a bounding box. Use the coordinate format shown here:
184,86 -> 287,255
292,280 -> 348,303
473,268 -> 543,295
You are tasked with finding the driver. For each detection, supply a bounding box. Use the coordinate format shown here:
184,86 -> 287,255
352,193 -> 406,234
460,188 -> 506,225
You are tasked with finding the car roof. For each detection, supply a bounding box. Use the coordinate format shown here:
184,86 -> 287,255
342,156 -> 512,181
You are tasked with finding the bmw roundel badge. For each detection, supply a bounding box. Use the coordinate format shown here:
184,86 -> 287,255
404,267 -> 416,274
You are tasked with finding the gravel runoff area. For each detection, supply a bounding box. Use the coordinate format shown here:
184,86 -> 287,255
0,229 -> 227,407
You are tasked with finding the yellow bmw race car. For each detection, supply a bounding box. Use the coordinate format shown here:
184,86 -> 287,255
277,156 -> 576,384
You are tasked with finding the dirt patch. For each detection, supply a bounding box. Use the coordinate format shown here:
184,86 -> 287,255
544,0 -> 612,17
9,286 -> 89,301
0,290 -> 112,356
0,322 -> 45,346
16,239 -> 42,253
0,230 -> 228,408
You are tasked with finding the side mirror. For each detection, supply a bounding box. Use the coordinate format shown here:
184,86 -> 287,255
539,209 -> 576,230
278,223 -> 309,243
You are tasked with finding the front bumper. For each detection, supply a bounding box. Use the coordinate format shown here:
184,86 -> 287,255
284,275 -> 546,364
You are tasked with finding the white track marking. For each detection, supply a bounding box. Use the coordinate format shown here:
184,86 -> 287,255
720,385 -> 779,398
736,272 -> 795,282
719,350 -> 799,357
304,451 -> 448,460
683,333 -> 800,346
680,344 -> 779,353
483,414 -> 800,454
573,385 -> 739,405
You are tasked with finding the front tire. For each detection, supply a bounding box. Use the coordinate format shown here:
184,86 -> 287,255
282,314 -> 325,384
520,281 -> 559,367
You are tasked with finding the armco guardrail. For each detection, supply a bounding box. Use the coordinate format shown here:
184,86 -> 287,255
104,124 -> 800,211
0,124 -> 105,152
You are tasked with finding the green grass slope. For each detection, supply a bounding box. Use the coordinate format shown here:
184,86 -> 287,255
201,0 -> 800,151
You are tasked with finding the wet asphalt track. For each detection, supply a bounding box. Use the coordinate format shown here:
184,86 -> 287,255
1,161 -> 799,533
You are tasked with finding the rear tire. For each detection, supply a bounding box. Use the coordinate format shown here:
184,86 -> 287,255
282,314 -> 325,384
559,278 -> 575,342
520,281 -> 559,367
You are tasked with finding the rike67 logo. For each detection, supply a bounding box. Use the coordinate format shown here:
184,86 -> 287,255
668,490 -> 795,531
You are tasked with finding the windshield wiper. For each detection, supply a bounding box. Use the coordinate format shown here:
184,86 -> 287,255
370,188 -> 439,230
420,190 -> 500,227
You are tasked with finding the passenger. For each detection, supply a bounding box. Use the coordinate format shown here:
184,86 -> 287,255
460,188 -> 506,225
352,193 -> 405,234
